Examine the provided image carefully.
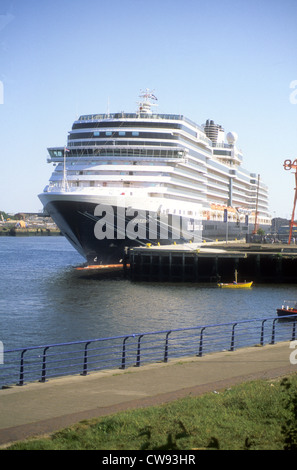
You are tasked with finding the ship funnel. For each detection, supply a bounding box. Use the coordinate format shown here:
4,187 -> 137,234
204,120 -> 223,144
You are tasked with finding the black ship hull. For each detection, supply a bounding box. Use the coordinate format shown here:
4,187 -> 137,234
41,196 -> 260,266
42,198 -> 203,265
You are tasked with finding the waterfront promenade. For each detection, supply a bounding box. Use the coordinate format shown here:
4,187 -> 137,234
0,341 -> 296,447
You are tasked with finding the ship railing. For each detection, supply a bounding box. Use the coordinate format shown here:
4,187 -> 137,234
44,183 -> 163,193
71,146 -> 186,158
212,143 -> 233,149
0,315 -> 296,388
76,113 -> 204,132
47,146 -> 187,163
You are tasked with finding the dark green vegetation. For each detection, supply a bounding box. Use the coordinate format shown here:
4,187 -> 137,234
6,375 -> 297,450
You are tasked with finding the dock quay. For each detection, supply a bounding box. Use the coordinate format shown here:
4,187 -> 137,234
128,241 -> 297,283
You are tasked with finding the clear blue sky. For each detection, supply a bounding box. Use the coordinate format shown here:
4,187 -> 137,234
1,0 -> 297,218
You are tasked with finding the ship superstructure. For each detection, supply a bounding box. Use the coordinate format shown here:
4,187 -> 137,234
39,90 -> 271,264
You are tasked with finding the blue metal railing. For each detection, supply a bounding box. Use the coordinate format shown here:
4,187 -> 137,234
0,315 -> 296,388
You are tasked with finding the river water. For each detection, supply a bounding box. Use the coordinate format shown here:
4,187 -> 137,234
0,236 -> 296,351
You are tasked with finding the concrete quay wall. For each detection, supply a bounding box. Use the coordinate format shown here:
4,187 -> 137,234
128,243 -> 297,283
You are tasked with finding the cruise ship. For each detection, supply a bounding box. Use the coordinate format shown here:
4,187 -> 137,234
38,90 -> 271,265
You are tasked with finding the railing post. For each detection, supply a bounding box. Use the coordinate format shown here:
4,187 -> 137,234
229,323 -> 237,351
40,346 -> 50,383
164,331 -> 171,363
17,349 -> 27,386
198,327 -> 206,357
135,335 -> 144,367
270,318 -> 278,344
81,342 -> 91,376
260,319 -> 267,346
292,320 -> 296,341
120,337 -> 129,369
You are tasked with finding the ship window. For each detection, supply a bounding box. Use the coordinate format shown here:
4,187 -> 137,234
49,149 -> 63,158
94,131 -> 100,136
119,131 -> 126,136
105,131 -> 112,136
132,131 -> 139,136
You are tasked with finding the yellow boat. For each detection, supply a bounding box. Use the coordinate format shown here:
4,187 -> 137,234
217,270 -> 253,289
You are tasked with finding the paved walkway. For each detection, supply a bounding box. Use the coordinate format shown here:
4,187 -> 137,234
0,341 -> 296,447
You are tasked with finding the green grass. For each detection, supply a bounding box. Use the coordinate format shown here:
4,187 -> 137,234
6,374 -> 297,450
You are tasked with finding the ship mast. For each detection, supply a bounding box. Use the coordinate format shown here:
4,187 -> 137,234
62,147 -> 69,192
137,89 -> 158,114
284,159 -> 297,244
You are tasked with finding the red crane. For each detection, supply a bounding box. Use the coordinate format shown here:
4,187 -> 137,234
284,159 -> 297,244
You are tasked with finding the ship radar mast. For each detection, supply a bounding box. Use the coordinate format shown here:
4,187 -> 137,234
284,158 -> 297,244
137,89 -> 158,114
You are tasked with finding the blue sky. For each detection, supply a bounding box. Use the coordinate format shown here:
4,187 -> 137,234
0,0 -> 297,218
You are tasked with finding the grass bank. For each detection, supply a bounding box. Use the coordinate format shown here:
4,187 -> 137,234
6,374 -> 297,450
